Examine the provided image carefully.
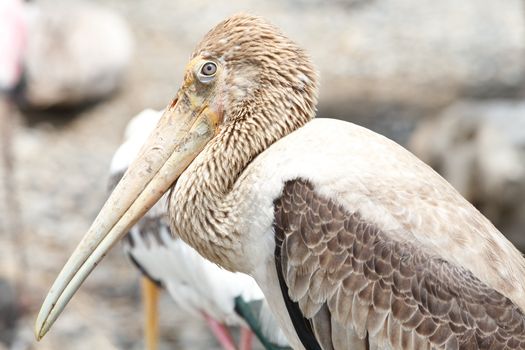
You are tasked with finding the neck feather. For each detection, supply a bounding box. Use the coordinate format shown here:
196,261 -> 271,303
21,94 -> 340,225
169,86 -> 316,270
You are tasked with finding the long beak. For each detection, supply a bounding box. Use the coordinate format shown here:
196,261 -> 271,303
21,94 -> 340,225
35,91 -> 220,340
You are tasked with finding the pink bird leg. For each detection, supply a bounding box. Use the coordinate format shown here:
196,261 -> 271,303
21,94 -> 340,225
239,326 -> 254,350
0,0 -> 27,90
202,312 -> 237,350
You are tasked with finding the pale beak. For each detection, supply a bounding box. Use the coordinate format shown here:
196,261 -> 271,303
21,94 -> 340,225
34,90 -> 220,340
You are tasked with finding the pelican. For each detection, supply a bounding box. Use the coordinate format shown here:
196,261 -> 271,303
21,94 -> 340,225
36,14 -> 525,349
110,108 -> 289,350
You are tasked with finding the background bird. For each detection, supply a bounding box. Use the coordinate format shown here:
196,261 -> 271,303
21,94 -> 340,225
37,14 -> 525,350
109,108 -> 289,350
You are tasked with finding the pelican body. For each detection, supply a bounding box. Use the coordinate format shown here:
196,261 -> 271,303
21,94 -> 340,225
37,14 -> 525,350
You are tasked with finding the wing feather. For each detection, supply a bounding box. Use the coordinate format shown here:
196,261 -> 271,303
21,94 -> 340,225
274,179 -> 525,350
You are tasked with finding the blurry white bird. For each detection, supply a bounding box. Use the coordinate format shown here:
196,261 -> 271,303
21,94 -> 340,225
109,109 -> 290,350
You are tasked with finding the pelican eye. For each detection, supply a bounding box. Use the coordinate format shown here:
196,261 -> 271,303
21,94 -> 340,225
197,61 -> 217,83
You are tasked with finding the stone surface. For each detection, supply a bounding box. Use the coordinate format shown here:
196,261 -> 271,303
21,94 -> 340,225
308,0 -> 525,115
20,1 -> 133,108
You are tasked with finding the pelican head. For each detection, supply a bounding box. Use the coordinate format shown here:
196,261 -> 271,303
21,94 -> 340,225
35,14 -> 318,340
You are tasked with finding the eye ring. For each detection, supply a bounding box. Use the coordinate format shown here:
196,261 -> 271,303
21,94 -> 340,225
197,61 -> 218,84
201,62 -> 217,76
197,61 -> 217,83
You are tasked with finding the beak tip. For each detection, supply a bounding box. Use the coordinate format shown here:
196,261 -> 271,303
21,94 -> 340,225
34,321 -> 49,341
34,325 -> 44,341
34,308 -> 50,341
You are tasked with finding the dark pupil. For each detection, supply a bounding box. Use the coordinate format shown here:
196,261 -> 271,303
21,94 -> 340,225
202,63 -> 216,76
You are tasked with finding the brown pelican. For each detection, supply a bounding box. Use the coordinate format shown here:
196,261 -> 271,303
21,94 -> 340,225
111,109 -> 289,350
36,14 -> 525,349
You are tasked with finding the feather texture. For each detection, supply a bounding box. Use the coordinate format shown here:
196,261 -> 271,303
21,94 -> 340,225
273,179 -> 525,350
110,108 -> 289,347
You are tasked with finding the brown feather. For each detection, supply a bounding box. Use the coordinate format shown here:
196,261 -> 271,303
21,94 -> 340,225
169,14 -> 319,271
273,179 -> 525,349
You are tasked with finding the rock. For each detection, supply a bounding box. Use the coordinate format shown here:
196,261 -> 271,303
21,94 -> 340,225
302,0 -> 525,118
19,1 -> 133,108
409,99 -> 525,249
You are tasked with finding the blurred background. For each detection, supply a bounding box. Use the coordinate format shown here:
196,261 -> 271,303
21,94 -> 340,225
0,0 -> 524,349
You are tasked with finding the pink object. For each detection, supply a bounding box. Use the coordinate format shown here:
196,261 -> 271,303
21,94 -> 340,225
239,326 -> 254,350
202,312 -> 238,350
0,0 -> 27,90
